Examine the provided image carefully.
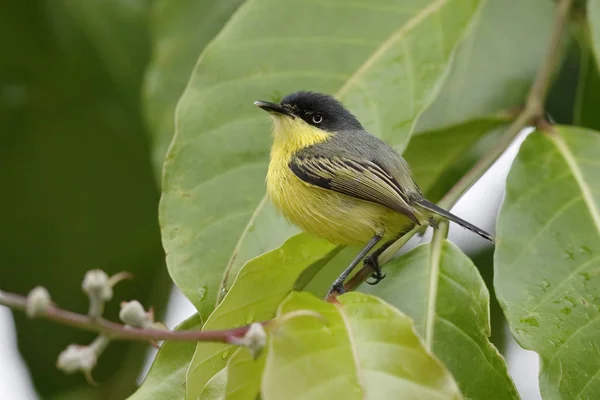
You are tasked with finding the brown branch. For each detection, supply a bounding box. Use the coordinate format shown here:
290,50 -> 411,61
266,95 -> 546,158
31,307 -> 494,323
0,289 -> 261,343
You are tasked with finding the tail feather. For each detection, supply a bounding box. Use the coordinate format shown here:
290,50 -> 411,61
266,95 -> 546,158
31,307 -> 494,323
415,199 -> 494,243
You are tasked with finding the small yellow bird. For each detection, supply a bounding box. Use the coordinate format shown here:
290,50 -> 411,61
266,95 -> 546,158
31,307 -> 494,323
255,91 -> 492,295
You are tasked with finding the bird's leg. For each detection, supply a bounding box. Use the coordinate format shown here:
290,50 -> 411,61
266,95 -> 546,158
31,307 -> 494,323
363,239 -> 394,285
365,225 -> 416,285
327,234 -> 382,296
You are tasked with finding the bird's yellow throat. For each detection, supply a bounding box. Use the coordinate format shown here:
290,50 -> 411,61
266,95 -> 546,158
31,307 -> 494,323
269,115 -> 332,162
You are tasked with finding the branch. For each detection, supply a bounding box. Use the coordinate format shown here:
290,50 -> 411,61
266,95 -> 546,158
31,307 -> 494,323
0,289 -> 260,343
343,0 -> 574,291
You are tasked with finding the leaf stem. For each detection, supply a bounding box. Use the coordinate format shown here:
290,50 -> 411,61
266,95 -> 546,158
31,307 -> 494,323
0,289 -> 258,343
438,0 -> 573,210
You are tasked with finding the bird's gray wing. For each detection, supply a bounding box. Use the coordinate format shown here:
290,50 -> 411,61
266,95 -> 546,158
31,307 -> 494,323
289,148 -> 420,225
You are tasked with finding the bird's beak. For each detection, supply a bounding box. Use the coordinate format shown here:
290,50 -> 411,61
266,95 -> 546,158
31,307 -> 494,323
254,100 -> 295,118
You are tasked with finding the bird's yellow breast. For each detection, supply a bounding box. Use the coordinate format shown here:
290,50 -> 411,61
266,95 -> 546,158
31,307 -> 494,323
265,116 -> 413,245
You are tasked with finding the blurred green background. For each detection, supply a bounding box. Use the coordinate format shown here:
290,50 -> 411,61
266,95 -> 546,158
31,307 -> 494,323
0,0 -> 592,398
0,1 -> 169,398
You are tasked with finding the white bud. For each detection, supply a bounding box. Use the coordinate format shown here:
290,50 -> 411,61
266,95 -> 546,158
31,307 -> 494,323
57,344 -> 97,374
232,322 -> 267,359
26,286 -> 51,318
82,270 -> 113,301
119,300 -> 152,328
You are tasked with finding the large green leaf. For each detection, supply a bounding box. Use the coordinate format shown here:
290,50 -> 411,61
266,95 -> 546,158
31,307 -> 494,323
128,315 -> 201,400
197,341 -> 267,400
416,0 -> 554,132
199,368 -> 228,400
470,246 -> 509,353
160,0 -> 483,318
222,347 -> 266,400
362,239 -> 518,399
262,291 -> 462,399
0,2 -> 168,398
144,0 -> 245,176
495,126 -> 600,399
185,234 -> 339,398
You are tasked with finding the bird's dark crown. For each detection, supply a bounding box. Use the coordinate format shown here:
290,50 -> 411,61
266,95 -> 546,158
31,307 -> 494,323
280,91 -> 363,132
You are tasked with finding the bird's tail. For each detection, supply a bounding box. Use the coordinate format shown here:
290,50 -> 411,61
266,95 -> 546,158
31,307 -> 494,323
414,198 -> 494,243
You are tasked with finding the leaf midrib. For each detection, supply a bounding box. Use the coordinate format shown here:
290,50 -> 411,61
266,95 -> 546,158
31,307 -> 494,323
550,132 -> 600,233
425,233 -> 444,349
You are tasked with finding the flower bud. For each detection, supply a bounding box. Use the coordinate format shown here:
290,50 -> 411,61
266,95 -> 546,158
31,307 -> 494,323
119,300 -> 152,328
26,286 -> 51,318
82,270 -> 113,301
57,344 -> 97,374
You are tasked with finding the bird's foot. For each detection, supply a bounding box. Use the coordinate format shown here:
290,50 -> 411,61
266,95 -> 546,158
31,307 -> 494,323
364,255 -> 386,285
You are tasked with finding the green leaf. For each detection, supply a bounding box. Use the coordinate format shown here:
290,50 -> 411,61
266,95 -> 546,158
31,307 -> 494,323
199,346 -> 266,400
0,3 -> 168,398
589,0 -> 600,67
222,347 -> 266,400
127,315 -> 201,400
144,0 -> 245,177
200,368 -> 228,400
470,246 -> 509,354
495,126 -> 600,399
416,0 -> 555,132
362,239 -> 518,399
262,291 -> 462,399
218,200 -> 300,305
161,0 -> 483,318
185,234 -> 339,398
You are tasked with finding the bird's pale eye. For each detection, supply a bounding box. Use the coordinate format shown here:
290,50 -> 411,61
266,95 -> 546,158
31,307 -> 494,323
312,113 -> 323,124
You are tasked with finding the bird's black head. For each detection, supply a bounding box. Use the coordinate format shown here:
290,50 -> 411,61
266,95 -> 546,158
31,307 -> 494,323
279,91 -> 364,132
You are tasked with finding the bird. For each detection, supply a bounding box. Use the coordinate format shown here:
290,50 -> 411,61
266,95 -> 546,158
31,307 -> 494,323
254,91 -> 493,295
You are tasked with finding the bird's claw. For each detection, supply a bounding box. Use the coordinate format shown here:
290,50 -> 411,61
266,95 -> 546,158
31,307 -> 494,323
364,255 -> 386,286
366,271 -> 386,285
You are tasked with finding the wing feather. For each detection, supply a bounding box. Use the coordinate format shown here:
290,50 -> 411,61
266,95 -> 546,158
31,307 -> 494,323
289,154 -> 420,224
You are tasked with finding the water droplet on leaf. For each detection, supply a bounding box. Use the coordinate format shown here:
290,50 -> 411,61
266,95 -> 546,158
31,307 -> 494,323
520,317 -> 539,327
563,249 -> 575,260
198,286 -> 208,302
578,246 -> 592,255
563,296 -> 576,307
578,272 -> 591,281
542,279 -> 551,288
